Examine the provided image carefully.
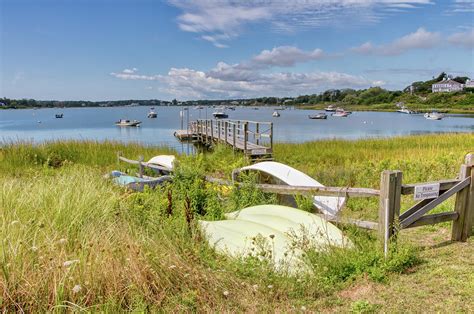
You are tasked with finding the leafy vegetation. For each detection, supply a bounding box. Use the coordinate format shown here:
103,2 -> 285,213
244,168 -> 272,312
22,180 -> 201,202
0,135 -> 473,311
2,73 -> 473,112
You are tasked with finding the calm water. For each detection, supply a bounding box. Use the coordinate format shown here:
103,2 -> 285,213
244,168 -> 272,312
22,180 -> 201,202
1,106 -> 473,151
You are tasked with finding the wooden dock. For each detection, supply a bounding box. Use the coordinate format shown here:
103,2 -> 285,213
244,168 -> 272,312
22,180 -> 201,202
174,119 -> 273,158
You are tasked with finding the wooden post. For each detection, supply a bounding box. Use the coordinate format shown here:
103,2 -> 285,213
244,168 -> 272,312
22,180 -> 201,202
217,120 -> 221,142
452,153 -> 474,241
233,123 -> 236,152
379,170 -> 402,256
224,121 -> 228,144
256,123 -> 260,145
270,122 -> 274,150
205,120 -> 208,144
138,155 -> 144,178
244,122 -> 248,153
210,119 -> 214,141
237,120 -> 241,136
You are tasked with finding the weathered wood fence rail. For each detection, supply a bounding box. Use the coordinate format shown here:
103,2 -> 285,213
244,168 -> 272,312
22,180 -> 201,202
190,119 -> 273,158
208,153 -> 474,254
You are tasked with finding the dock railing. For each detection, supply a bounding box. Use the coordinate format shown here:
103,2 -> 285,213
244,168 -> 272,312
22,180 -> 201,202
191,119 -> 273,156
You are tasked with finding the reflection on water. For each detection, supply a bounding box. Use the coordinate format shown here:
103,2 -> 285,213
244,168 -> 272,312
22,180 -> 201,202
1,106 -> 473,150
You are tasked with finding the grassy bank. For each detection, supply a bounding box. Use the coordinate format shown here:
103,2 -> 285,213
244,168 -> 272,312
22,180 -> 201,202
1,134 -> 473,311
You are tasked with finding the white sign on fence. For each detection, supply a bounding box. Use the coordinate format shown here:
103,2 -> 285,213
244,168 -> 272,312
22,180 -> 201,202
414,183 -> 440,200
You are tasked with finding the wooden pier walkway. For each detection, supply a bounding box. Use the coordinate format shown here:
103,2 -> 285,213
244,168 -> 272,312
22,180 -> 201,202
175,119 -> 273,158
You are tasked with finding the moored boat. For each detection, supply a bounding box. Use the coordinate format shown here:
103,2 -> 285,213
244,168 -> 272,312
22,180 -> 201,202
308,113 -> 327,119
397,106 -> 414,114
115,119 -> 141,126
55,113 -> 63,118
332,108 -> 351,117
147,110 -> 157,118
424,112 -> 444,120
325,105 -> 336,112
272,111 -> 280,117
212,108 -> 228,118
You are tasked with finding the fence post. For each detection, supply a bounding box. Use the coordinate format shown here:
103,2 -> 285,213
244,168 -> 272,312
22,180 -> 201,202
256,123 -> 260,145
379,170 -> 402,256
452,153 -> 474,241
210,120 -> 214,143
217,120 -> 221,142
233,123 -> 236,152
270,122 -> 274,150
224,121 -> 228,144
243,122 -> 248,153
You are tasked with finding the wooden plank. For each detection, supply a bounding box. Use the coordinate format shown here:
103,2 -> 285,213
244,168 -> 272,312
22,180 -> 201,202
205,176 -> 380,197
401,176 -> 470,228
320,215 -> 379,230
404,212 -> 458,229
399,197 -> 435,220
401,179 -> 460,195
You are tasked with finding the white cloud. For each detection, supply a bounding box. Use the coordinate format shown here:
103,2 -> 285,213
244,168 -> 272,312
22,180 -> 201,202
157,67 -> 381,99
451,0 -> 474,13
252,46 -> 325,67
110,68 -> 160,81
168,0 -> 433,47
351,28 -> 441,55
448,28 -> 474,48
122,68 -> 138,74
111,51 -> 383,100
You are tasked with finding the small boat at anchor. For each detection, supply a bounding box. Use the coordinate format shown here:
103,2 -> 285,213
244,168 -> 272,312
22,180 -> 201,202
308,113 -> 327,119
397,106 -> 414,114
147,110 -> 157,118
332,108 -> 351,117
55,113 -> 63,118
213,108 -> 228,118
272,111 -> 281,117
325,105 -> 336,112
115,119 -> 141,127
424,112 -> 444,120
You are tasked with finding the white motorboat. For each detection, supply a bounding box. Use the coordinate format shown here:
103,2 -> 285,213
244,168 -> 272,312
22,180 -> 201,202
424,112 -> 444,120
115,119 -> 141,127
212,108 -> 228,118
308,113 -> 327,119
332,108 -> 350,117
397,106 -> 414,114
325,105 -> 336,112
272,111 -> 280,117
147,110 -> 157,118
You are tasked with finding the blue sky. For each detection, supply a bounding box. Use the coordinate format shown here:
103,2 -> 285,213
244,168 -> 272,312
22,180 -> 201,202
1,0 -> 473,101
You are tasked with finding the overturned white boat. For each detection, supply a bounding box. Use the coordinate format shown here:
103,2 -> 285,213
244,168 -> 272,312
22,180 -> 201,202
147,155 -> 175,172
199,205 -> 352,272
233,161 -> 346,217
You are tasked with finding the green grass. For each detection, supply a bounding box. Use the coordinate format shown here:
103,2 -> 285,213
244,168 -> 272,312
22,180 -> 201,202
1,134 -> 473,311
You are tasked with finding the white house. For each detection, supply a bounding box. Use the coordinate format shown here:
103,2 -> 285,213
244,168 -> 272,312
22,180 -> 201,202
465,79 -> 474,89
432,79 -> 464,93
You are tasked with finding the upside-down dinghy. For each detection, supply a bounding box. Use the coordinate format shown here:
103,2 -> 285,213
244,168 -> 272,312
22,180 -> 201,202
199,205 -> 353,273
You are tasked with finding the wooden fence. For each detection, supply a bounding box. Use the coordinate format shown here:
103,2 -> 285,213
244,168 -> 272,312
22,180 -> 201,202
223,153 -> 474,255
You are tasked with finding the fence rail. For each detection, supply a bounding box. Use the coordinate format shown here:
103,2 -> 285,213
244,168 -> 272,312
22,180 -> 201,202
208,153 -> 474,255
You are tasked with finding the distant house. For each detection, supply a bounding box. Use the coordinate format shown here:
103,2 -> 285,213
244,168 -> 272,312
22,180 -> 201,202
0,102 -> 6,107
432,79 -> 464,93
465,80 -> 474,89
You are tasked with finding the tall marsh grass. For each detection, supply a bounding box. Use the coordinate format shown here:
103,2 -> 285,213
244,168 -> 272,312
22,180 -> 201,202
1,134 -> 470,311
